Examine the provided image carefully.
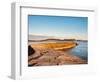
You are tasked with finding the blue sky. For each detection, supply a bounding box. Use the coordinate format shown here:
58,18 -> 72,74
28,15 -> 88,40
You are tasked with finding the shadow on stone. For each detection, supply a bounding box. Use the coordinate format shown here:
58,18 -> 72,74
28,45 -> 35,56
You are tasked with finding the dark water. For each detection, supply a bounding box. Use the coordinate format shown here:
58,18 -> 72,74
69,41 -> 88,61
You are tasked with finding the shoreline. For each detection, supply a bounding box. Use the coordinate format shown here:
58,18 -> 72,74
31,42 -> 78,50
28,42 -> 87,66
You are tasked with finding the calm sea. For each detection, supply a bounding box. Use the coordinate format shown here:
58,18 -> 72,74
69,41 -> 88,61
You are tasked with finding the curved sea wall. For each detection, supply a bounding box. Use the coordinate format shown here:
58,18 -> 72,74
31,42 -> 78,50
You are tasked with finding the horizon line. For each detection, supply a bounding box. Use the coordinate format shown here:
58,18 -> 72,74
29,34 -> 88,40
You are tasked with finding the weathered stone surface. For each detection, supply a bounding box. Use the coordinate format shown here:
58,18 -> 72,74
28,46 -> 87,66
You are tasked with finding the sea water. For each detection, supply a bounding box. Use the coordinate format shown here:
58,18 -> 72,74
69,41 -> 88,61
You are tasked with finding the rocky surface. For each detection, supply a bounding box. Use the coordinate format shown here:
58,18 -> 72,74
28,45 -> 35,56
28,45 -> 87,66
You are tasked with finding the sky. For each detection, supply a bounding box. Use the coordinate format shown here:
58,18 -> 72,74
28,15 -> 88,40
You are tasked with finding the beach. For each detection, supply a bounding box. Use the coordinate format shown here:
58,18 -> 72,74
28,42 -> 87,66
